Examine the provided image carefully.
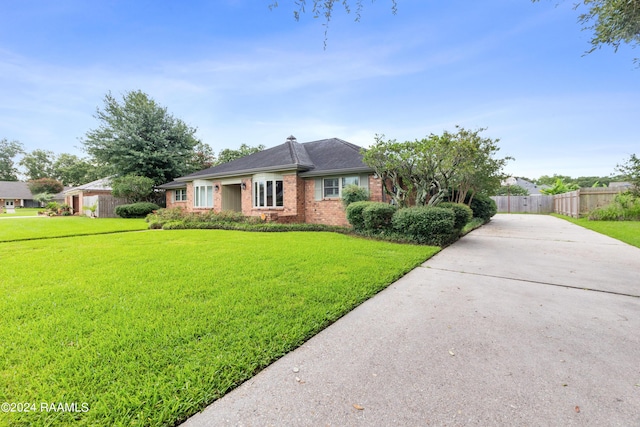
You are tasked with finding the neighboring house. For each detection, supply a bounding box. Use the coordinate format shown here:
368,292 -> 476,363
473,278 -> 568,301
0,181 -> 67,210
159,136 -> 385,226
64,177 -> 127,217
502,177 -> 548,195
608,181 -> 632,189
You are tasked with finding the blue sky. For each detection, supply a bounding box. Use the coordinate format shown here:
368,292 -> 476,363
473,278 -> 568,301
1,0 -> 638,179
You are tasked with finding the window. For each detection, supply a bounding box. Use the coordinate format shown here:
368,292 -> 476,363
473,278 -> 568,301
193,181 -> 213,208
342,176 -> 359,188
316,175 -> 367,201
323,178 -> 340,198
324,176 -> 359,198
253,178 -> 284,208
174,189 -> 187,201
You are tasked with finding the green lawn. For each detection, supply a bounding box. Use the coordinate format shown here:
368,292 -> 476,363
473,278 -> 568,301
0,216 -> 148,242
0,229 -> 438,426
554,214 -> 640,248
0,208 -> 41,217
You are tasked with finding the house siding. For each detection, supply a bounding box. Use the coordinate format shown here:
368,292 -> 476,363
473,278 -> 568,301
303,174 -> 382,227
165,173 -> 381,226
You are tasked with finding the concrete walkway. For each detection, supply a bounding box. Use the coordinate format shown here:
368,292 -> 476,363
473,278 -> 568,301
183,215 -> 640,426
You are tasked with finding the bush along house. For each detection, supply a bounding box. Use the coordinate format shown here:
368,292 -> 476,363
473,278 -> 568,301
159,136 -> 385,226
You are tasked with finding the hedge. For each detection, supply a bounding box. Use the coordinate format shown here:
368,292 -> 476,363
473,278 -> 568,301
115,202 -> 160,218
468,195 -> 497,222
362,202 -> 397,232
392,206 -> 457,246
346,201 -> 374,232
438,202 -> 473,231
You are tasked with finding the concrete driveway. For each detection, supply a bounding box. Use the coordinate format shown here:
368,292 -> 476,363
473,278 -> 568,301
183,214 -> 640,426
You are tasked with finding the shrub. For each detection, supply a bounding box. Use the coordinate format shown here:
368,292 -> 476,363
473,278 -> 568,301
392,206 -> 456,246
362,202 -> 397,232
116,202 -> 160,218
468,195 -> 497,222
341,184 -> 370,208
438,202 -> 473,231
588,191 -> 640,221
346,201 -> 374,231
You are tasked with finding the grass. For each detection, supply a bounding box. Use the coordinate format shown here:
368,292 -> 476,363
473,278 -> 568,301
0,208 -> 41,217
0,228 -> 438,426
0,216 -> 148,242
554,214 -> 640,248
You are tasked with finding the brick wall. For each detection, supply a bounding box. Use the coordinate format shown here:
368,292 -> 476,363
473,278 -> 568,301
166,173 -> 381,226
303,174 -> 383,226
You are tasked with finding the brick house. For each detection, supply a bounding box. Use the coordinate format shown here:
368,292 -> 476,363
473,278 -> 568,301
63,177 -> 127,217
159,136 -> 385,226
0,181 -> 67,210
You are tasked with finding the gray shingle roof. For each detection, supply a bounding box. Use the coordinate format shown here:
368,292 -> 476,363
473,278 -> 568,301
0,181 -> 33,199
0,181 -> 70,199
176,137 -> 371,181
64,177 -> 113,194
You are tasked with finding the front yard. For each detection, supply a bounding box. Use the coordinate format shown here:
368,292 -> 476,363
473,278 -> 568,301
0,224 -> 438,426
554,214 -> 640,248
0,216 -> 148,242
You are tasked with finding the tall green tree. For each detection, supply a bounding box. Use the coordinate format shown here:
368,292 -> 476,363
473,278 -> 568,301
0,138 -> 24,181
186,142 -> 216,173
215,143 -> 265,165
83,90 -> 201,185
19,149 -> 56,180
111,175 -> 155,203
52,154 -> 102,186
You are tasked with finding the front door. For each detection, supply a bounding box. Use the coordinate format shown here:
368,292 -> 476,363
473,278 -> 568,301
5,200 -> 14,208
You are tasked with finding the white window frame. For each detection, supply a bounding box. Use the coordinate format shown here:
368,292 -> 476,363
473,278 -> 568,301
193,180 -> 213,208
252,174 -> 284,208
174,189 -> 187,202
322,175 -> 361,199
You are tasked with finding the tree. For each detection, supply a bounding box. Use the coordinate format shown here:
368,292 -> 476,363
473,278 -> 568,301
442,127 -> 511,204
52,154 -> 102,186
616,153 -> 640,197
83,90 -> 201,185
19,149 -> 56,180
362,127 -> 510,208
27,178 -> 64,194
215,143 -> 265,165
534,0 -> 640,63
186,142 -> 216,173
0,138 -> 24,181
111,175 -> 155,203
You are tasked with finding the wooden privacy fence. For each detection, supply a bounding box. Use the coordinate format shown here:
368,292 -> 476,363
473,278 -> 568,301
491,195 -> 554,214
82,195 -> 128,218
553,187 -> 625,218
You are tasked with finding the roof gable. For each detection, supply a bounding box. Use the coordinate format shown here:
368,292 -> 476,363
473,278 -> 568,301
178,136 -> 371,181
